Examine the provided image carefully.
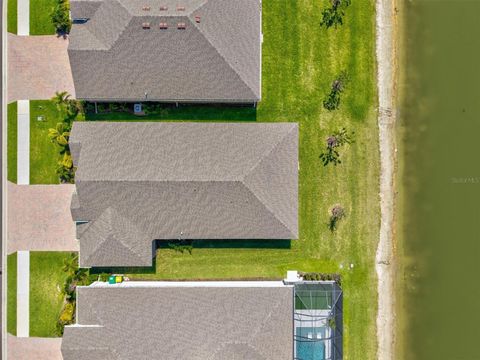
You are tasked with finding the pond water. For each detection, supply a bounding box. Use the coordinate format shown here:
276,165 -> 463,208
398,0 -> 480,358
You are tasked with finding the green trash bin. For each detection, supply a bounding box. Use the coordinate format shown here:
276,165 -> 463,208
108,275 -> 116,284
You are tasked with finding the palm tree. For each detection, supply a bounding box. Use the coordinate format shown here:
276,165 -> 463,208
52,91 -> 71,113
62,253 -> 78,275
48,122 -> 70,151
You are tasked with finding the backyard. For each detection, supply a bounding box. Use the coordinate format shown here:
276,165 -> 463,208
90,0 -> 379,358
6,0 -> 379,357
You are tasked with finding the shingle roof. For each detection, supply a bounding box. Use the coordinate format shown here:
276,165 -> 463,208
71,122 -> 298,267
68,0 -> 261,102
62,285 -> 293,360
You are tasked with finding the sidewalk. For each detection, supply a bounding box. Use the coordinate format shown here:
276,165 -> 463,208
16,251 -> 30,337
17,100 -> 29,184
17,0 -> 29,35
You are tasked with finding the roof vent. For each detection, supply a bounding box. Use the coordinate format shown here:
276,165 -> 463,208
176,5 -> 185,11
159,22 -> 168,29
177,22 -> 186,29
142,5 -> 150,11
195,15 -> 201,23
142,22 -> 151,29
160,5 -> 168,10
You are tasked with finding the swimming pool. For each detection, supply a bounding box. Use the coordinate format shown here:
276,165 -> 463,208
295,327 -> 326,360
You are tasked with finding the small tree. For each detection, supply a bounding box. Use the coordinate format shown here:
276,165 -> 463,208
48,122 -> 70,151
329,205 -> 346,232
320,0 -> 352,28
51,0 -> 72,34
320,128 -> 355,166
323,72 -> 348,111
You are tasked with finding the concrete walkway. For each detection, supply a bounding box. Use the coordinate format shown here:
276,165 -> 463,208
8,334 -> 63,360
7,181 -> 79,253
17,251 -> 30,337
17,100 -> 29,184
17,0 -> 29,35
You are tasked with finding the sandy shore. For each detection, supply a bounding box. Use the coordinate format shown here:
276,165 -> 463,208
375,0 -> 398,358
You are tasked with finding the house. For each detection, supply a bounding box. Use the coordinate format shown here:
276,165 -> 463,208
61,283 -> 293,360
68,0 -> 262,103
61,280 -> 343,360
70,122 -> 298,267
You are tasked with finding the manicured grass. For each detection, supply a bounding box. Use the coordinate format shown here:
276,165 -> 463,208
8,0 -> 17,34
88,1 -> 379,358
8,102 -> 18,183
30,0 -> 56,35
7,253 -> 17,335
30,101 -> 62,184
29,252 -> 74,337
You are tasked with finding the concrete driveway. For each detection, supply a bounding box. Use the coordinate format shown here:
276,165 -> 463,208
8,34 -> 75,102
8,335 -> 63,360
7,182 -> 78,253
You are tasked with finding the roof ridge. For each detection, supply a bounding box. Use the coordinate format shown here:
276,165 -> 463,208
241,126 -> 297,237
87,0 -> 133,50
240,182 -> 294,237
187,16 -> 257,98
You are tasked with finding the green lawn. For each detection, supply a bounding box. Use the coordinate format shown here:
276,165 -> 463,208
7,253 -> 17,335
88,1 -> 379,358
8,0 -> 17,33
8,102 -> 17,183
29,252 -> 73,337
30,101 -> 63,184
30,0 -> 56,35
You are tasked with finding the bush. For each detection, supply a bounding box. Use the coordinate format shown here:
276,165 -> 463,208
56,301 -> 75,335
301,272 -> 341,285
51,0 -> 71,34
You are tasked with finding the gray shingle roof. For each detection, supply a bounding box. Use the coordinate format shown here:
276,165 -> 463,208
71,122 -> 298,267
62,285 -> 293,360
68,0 -> 261,102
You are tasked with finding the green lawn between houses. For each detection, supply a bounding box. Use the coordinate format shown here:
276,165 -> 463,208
30,0 -> 56,35
88,1 -> 379,358
7,102 -> 17,183
29,252 -> 74,337
7,253 -> 17,335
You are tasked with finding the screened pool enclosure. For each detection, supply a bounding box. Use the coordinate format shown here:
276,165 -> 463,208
293,282 -> 343,360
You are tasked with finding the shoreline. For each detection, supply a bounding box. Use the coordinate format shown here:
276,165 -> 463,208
375,0 -> 398,358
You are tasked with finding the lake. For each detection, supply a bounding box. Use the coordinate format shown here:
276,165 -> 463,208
397,0 -> 480,359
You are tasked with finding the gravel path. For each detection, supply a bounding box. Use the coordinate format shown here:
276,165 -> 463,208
375,0 -> 397,358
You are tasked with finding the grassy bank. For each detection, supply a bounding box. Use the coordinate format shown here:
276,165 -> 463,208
8,0 -> 17,33
29,252 -> 73,337
88,0 -> 379,358
8,102 -> 18,183
7,253 -> 17,335
30,0 -> 56,35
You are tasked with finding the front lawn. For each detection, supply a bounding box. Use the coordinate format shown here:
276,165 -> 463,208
30,101 -> 62,184
8,102 -> 17,183
29,251 -> 74,337
7,253 -> 17,335
88,0 -> 379,358
30,0 -> 56,35
8,0 -> 17,34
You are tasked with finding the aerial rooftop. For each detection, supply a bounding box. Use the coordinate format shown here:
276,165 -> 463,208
70,122 -> 298,267
68,0 -> 262,102
61,283 -> 294,360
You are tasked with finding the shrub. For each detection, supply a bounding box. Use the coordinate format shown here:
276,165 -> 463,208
51,0 -> 71,34
301,272 -> 342,285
